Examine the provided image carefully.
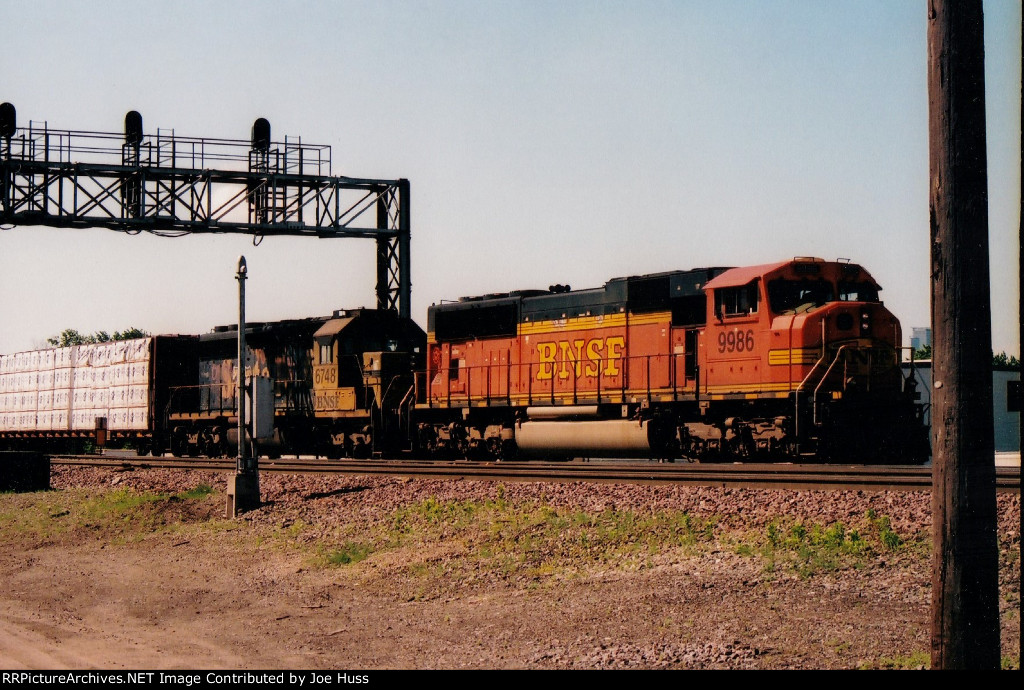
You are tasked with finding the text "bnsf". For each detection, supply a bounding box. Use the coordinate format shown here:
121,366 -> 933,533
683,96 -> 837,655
536,336 -> 625,380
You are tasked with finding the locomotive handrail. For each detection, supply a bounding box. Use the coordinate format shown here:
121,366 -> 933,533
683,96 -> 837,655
794,349 -> 831,394
506,349 -> 512,407
398,383 -> 414,417
671,352 -> 677,402
549,360 -> 555,406
166,378 -> 312,416
166,382 -> 237,416
792,346 -> 832,440
572,357 -> 577,405
422,346 -> 887,412
424,353 -> 700,408
812,345 -> 853,426
275,377 -> 315,415
647,356 -> 652,404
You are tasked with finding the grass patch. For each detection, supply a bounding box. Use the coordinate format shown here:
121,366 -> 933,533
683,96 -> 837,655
176,484 -> 214,500
307,496 -> 721,585
320,541 -> 373,566
873,650 -> 930,670
0,483 -> 220,543
733,510 -> 922,578
763,520 -> 870,577
491,501 -> 704,566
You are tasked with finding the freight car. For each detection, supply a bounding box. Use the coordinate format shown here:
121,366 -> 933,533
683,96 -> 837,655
0,336 -> 195,454
0,308 -> 425,458
418,257 -> 928,463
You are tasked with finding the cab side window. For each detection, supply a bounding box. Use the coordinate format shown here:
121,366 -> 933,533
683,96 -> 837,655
716,280 -> 759,317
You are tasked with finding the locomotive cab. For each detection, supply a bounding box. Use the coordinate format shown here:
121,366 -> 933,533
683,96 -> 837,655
702,258 -> 900,394
701,258 -> 924,462
310,308 -> 425,457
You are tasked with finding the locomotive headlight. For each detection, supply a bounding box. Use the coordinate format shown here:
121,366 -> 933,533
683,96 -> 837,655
860,310 -> 871,334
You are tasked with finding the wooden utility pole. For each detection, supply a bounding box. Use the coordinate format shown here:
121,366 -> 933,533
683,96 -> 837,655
927,0 -> 1001,670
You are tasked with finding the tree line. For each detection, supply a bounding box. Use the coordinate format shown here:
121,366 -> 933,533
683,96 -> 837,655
46,327 -> 149,347
913,344 -> 1020,370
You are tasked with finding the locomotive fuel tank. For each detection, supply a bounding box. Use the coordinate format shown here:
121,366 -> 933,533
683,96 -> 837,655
516,418 -> 663,458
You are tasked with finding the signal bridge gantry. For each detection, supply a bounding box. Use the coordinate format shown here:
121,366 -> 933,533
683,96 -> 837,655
0,103 -> 410,319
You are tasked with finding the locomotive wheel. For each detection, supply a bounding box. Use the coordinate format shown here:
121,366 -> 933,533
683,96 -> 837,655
198,429 -> 217,457
170,430 -> 188,458
351,439 -> 370,459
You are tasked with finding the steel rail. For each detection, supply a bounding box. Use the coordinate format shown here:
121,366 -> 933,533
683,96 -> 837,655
51,455 -> 1021,492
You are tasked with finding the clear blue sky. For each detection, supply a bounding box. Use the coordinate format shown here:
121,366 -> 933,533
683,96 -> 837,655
1,0 -> 1020,355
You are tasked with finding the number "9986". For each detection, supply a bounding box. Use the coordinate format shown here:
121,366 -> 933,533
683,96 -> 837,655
717,329 -> 755,353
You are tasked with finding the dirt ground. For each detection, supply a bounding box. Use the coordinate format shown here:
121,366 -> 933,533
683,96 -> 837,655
0,466 -> 1019,670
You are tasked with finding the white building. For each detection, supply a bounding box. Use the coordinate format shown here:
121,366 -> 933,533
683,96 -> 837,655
901,362 -> 1020,452
910,327 -> 932,352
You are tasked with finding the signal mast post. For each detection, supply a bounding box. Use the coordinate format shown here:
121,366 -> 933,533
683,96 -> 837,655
226,255 -> 260,517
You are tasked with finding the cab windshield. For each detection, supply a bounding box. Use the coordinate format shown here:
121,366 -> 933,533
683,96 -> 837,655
767,279 -> 835,315
838,281 -> 880,302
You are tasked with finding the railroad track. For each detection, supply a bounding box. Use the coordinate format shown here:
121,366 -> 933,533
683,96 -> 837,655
52,454 -> 1021,492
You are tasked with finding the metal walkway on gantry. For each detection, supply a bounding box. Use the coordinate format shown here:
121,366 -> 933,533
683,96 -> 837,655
0,104 -> 410,318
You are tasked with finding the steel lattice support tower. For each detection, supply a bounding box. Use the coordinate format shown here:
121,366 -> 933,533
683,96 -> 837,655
0,108 -> 411,319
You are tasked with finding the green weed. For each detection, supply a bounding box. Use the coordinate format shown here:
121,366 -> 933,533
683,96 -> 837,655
321,541 -> 372,566
738,512 -> 912,578
875,650 -> 930,670
176,484 -> 214,500
829,639 -> 852,654
866,509 -> 902,550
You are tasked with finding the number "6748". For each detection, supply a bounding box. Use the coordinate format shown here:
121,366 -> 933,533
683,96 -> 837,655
717,329 -> 755,353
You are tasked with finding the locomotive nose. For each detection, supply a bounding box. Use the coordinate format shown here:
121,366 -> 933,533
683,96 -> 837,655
820,301 -> 894,343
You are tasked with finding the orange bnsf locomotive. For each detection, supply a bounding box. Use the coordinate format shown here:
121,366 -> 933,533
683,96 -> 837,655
416,257 -> 927,462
